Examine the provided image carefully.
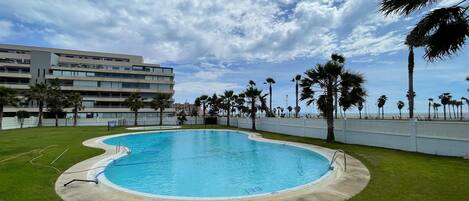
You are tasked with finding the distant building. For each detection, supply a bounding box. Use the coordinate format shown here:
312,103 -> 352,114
173,103 -> 200,116
0,44 -> 175,118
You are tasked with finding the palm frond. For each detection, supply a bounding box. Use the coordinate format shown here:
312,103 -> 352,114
380,0 -> 438,16
407,6 -> 468,60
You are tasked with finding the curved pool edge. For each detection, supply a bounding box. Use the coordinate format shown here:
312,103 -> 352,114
55,129 -> 370,201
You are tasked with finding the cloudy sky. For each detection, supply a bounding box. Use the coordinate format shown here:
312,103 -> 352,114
0,0 -> 467,115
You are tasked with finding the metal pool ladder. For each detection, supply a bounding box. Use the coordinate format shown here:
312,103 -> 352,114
329,149 -> 347,172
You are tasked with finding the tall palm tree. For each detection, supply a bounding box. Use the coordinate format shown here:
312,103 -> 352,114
151,93 -> 172,126
235,94 -> 246,117
25,83 -> 48,127
264,77 -> 276,116
292,74 -> 302,118
244,81 -> 262,130
428,98 -> 434,120
46,79 -> 68,127
220,90 -> 236,126
397,100 -> 405,120
0,86 -> 19,130
439,93 -> 451,120
300,53 -> 366,143
377,95 -> 387,119
380,0 -> 469,118
124,92 -> 144,126
68,92 -> 84,127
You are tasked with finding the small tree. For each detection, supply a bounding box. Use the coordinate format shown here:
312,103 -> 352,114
377,95 -> 387,119
46,79 -> 68,127
177,110 -> 187,125
151,94 -> 172,126
16,110 -> 30,128
357,101 -> 364,119
397,100 -> 405,120
68,92 -> 84,127
439,93 -> 451,120
25,83 -> 48,127
287,106 -> 293,117
244,81 -> 262,130
220,90 -> 236,126
124,92 -> 144,126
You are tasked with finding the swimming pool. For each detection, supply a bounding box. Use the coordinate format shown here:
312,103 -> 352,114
100,130 -> 330,199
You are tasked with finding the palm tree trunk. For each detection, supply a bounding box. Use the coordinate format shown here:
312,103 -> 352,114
382,108 -> 384,120
55,113 -> 59,127
0,105 -> 3,130
326,85 -> 335,143
449,105 -> 452,119
295,81 -> 299,118
73,106 -> 78,127
399,109 -> 402,119
428,103 -> 431,120
334,87 -> 338,119
460,105 -> 463,120
408,46 -> 415,119
251,98 -> 256,130
159,108 -> 163,126
134,110 -> 138,126
38,101 -> 43,127
227,107 -> 230,127
443,105 -> 447,120
359,110 -> 362,119
269,84 -> 272,115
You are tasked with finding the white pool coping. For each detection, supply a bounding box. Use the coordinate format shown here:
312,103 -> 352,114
56,129 -> 370,201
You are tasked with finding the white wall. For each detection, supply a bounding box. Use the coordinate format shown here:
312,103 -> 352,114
218,117 -> 469,158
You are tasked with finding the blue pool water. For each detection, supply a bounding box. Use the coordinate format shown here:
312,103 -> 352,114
102,130 -> 330,198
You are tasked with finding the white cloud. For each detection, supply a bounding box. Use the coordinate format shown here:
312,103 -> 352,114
0,0 -> 405,63
0,20 -> 12,39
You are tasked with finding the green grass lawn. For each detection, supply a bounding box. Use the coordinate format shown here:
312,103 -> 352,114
0,125 -> 468,201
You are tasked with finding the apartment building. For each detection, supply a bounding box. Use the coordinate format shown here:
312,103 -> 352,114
0,44 -> 175,118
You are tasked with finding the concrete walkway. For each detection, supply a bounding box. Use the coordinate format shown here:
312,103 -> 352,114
55,129 -> 370,201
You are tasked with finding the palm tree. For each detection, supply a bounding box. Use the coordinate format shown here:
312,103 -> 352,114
433,103 -> 441,119
456,101 -> 463,120
276,106 -> 281,117
235,94 -> 246,117
428,98 -> 433,120
439,93 -> 451,120
292,74 -> 302,118
193,97 -> 201,123
198,95 -> 209,119
124,92 -> 144,126
397,100 -> 405,119
462,97 -> 469,114
357,100 -> 364,119
151,93 -> 172,126
300,53 -> 366,143
0,86 -> 19,129
287,106 -> 293,117
244,81 -> 262,130
46,79 -> 68,127
380,1 -> 468,118
220,90 -> 236,126
68,92 -> 84,126
264,77 -> 276,116
25,83 -> 48,127
16,110 -> 30,128
377,95 -> 387,119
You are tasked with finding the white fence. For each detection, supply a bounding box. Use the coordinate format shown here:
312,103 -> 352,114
218,117 -> 469,157
0,116 -> 205,130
